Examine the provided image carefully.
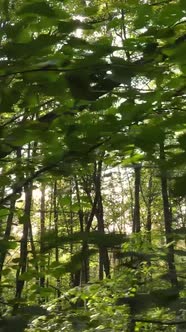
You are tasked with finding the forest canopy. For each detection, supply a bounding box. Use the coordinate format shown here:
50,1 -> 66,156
0,0 -> 186,331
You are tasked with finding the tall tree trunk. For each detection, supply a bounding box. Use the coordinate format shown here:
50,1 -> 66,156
75,177 -> 89,284
75,176 -> 84,232
40,183 -> 45,293
14,184 -> 32,310
53,180 -> 61,298
141,170 -> 154,244
94,161 -> 110,279
28,219 -> 39,273
127,171 -> 134,228
69,180 -> 78,287
160,143 -> 178,289
14,142 -> 34,311
0,148 -> 21,280
0,197 -> 16,280
132,165 -> 141,233
146,173 -> 153,234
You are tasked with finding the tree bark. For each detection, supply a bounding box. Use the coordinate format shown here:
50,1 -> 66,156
40,183 -> 46,292
143,170 -> 154,245
94,161 -> 110,279
75,176 -> 89,284
53,180 -> 61,298
0,197 -> 16,280
14,184 -> 32,310
0,148 -> 21,280
133,165 -> 141,233
160,142 -> 178,289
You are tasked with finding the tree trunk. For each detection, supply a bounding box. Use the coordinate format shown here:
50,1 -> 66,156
94,161 -> 110,279
75,176 -> 90,284
160,143 -> 178,289
145,171 -> 153,244
0,197 -> 16,279
53,180 -> 61,298
40,183 -> 46,293
133,165 -> 141,233
0,148 -> 22,280
14,184 -> 32,310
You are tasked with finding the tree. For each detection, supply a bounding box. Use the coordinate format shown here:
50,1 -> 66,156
0,0 -> 186,331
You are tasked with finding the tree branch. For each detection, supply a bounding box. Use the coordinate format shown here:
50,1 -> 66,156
150,0 -> 173,6
0,64 -> 109,79
0,164 -> 54,206
133,318 -> 186,325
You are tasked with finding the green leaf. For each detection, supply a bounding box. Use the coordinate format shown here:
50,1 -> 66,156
0,240 -> 17,253
173,174 -> 186,196
155,4 -> 183,26
18,305 -> 48,316
0,316 -> 28,332
117,288 -> 179,313
0,208 -> 9,217
19,215 -> 29,224
180,0 -> 186,10
18,1 -> 57,18
84,5 -> 98,16
44,232 -> 127,250
134,4 -> 153,29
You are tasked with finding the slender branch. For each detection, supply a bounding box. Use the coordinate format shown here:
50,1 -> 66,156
150,0 -> 173,6
0,164 -> 53,206
0,60 -> 151,80
0,65 -> 109,79
133,318 -> 186,325
0,114 -> 23,129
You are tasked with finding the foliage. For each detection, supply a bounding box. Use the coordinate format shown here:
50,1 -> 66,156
0,0 -> 186,331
